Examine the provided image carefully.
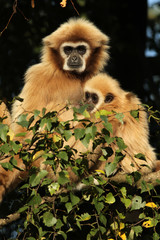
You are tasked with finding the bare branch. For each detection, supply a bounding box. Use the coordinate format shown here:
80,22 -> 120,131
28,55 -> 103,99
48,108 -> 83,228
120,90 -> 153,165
0,212 -> 20,228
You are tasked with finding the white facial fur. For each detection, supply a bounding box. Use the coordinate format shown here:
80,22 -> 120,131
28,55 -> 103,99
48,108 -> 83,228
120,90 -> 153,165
60,41 -> 91,72
84,86 -> 104,113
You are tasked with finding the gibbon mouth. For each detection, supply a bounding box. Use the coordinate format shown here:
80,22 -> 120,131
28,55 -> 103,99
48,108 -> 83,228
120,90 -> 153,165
68,64 -> 83,69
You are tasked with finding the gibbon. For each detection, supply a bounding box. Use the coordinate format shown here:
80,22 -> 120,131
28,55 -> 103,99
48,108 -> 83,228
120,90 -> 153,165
73,73 -> 157,175
0,18 -> 109,203
11,18 -> 109,138
54,73 -> 158,185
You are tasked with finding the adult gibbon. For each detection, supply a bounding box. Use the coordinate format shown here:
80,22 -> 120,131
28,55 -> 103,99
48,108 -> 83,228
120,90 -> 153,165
11,18 -> 109,138
76,73 -> 157,175
0,18 -> 109,202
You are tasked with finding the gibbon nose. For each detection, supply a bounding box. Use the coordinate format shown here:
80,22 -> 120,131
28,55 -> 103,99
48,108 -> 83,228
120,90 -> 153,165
71,55 -> 78,62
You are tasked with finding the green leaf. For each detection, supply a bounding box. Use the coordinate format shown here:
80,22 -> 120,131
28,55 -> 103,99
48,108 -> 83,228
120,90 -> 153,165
93,199 -> 104,214
74,128 -> 85,140
153,232 -> 160,240
103,121 -> 113,133
0,124 -> 9,142
120,187 -> 127,198
10,141 -> 21,153
28,194 -> 42,206
85,125 -> 97,139
58,151 -> 68,161
56,219 -> 63,229
99,214 -> 107,226
33,109 -> 40,118
58,171 -> 70,185
58,231 -> 67,240
81,133 -> 91,147
116,137 -> 127,151
132,226 -> 143,237
104,134 -> 114,144
65,202 -> 72,213
17,114 -> 29,128
48,182 -> 60,196
115,112 -> 124,124
105,162 -> 117,177
121,198 -> 131,209
64,130 -> 72,141
0,161 -> 13,171
99,226 -> 106,234
131,196 -> 146,210
43,212 -> 57,227
105,192 -> 115,204
134,153 -> 146,160
130,110 -> 139,121
60,195 -> 69,203
29,170 -> 48,187
0,143 -> 12,154
79,213 -> 91,222
18,205 -> 29,213
70,192 -> 80,206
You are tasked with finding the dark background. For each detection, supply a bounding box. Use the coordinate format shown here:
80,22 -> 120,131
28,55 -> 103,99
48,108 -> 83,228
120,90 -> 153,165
0,0 -> 160,151
0,1 -> 160,238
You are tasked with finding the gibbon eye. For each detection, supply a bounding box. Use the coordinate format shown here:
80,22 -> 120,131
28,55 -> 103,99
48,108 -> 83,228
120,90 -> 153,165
64,46 -> 73,55
77,45 -> 87,55
85,91 -> 90,100
91,93 -> 98,104
105,93 -> 114,103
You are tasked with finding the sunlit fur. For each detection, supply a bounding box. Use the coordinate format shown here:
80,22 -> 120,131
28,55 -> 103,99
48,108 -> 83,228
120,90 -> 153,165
0,18 -> 109,203
0,102 -> 11,126
11,18 -> 109,137
81,73 -> 157,174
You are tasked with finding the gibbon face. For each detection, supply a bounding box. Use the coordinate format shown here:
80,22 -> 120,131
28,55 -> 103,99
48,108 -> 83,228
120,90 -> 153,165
42,18 -> 109,78
84,73 -> 125,113
60,41 -> 90,73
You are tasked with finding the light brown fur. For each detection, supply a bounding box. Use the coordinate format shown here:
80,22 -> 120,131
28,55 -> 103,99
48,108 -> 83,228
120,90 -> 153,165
71,73 -> 156,175
0,18 -> 109,202
0,102 -> 11,126
11,18 -> 109,137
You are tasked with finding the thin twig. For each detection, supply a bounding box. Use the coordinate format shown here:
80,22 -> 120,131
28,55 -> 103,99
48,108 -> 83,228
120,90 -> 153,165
70,0 -> 80,15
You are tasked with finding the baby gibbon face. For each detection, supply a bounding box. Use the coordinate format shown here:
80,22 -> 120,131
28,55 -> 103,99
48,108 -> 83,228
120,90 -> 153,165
60,41 -> 91,73
83,73 -> 125,113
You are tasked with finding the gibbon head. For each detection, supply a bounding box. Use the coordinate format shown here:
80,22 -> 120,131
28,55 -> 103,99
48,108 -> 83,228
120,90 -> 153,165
83,73 -> 135,113
42,18 -> 109,78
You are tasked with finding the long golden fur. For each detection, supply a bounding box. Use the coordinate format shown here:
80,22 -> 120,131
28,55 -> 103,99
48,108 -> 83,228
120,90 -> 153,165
0,18 -> 109,202
0,102 -> 11,126
11,18 -> 109,137
72,73 -> 156,175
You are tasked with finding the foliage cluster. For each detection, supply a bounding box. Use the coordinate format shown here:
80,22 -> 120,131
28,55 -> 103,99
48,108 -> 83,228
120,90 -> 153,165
0,105 -> 160,240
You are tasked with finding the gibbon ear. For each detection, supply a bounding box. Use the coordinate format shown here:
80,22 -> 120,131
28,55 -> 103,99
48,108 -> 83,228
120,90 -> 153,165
126,92 -> 136,100
100,38 -> 110,46
42,35 -> 52,46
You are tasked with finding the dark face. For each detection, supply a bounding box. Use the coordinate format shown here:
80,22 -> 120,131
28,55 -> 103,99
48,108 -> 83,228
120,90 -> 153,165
84,91 -> 99,112
64,45 -> 87,69
84,91 -> 114,112
60,42 -> 90,73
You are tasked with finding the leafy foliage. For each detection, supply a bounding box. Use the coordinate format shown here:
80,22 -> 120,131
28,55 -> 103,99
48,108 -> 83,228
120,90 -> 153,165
0,107 -> 160,240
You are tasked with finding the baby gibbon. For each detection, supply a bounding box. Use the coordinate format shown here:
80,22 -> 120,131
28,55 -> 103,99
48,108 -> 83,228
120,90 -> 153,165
56,73 -> 157,185
80,73 -> 157,175
0,18 -> 109,203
